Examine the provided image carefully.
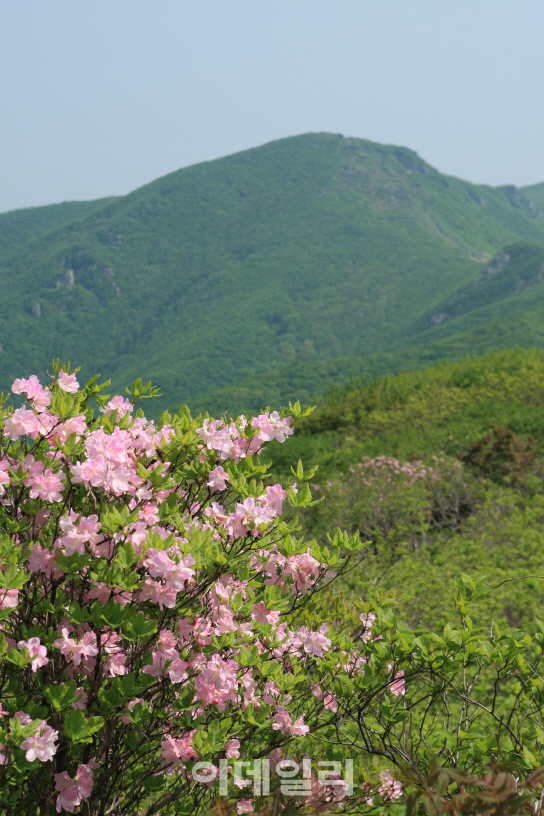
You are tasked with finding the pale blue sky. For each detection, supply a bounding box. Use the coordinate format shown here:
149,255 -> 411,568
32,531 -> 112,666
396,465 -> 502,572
1,1 -> 543,212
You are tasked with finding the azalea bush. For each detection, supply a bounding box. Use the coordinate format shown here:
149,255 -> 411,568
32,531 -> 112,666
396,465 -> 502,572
305,455 -> 478,564
2,364 -> 544,816
0,363 -> 404,815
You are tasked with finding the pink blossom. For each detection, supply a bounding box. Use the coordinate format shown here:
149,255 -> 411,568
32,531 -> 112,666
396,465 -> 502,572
168,658 -> 189,683
12,375 -> 52,412
0,461 -> 10,496
360,612 -> 376,642
55,763 -> 95,812
72,688 -> 88,709
289,715 -> 310,736
204,501 -> 227,525
70,455 -> 108,489
261,484 -> 287,516
104,651 -> 128,677
55,772 -> 80,812
251,411 -> 293,444
138,577 -> 177,610
378,770 -> 402,800
207,465 -> 230,491
282,550 -> 321,593
4,408 -> 40,440
49,414 -> 87,445
237,800 -> 254,814
54,628 -> 99,666
297,624 -> 331,657
57,370 -> 79,393
0,588 -> 18,610
144,548 -> 196,590
59,511 -> 101,556
225,738 -> 240,759
388,668 -> 405,697
251,601 -> 280,626
18,637 -> 48,672
160,732 -> 197,771
140,502 -> 160,526
20,721 -> 58,761
272,705 -> 292,734
142,650 -> 167,677
26,461 -> 65,502
29,543 -> 62,578
104,395 -> 133,418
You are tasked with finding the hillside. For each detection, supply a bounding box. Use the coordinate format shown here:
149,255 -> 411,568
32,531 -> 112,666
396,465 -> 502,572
0,197 -> 118,261
1,132 -> 544,413
264,349 -> 544,631
522,181 -> 544,211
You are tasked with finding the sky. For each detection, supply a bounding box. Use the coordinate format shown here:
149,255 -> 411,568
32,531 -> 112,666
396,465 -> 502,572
1,1 -> 543,213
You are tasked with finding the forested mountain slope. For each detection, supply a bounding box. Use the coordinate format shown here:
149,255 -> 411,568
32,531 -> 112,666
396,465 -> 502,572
192,240 -> 544,415
0,197 -> 118,261
1,132 -> 543,412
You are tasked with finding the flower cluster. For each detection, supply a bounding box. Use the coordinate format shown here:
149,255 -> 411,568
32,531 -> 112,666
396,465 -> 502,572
0,366 -> 411,815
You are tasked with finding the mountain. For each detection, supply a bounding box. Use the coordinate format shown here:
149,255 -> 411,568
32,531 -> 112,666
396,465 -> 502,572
0,133 -> 543,413
191,239 -> 544,416
522,182 -> 544,211
0,198 -> 118,262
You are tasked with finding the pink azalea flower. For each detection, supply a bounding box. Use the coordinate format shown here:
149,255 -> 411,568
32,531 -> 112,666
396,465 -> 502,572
0,461 -> 10,496
297,624 -> 331,657
18,637 -> 48,672
0,588 -> 18,610
225,738 -> 240,759
57,370 -> 79,393
3,408 -> 40,440
378,770 -> 402,801
237,799 -> 254,814
55,772 -> 80,813
251,601 -> 281,626
12,375 -> 52,412
160,732 -> 197,771
207,465 -> 230,491
289,715 -> 309,736
55,762 -> 95,812
54,628 -> 98,666
272,705 -> 292,734
26,461 -> 65,503
103,395 -> 133,418
20,721 -> 58,761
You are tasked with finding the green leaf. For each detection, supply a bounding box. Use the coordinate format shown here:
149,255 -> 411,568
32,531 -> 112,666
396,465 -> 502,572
123,612 -> 158,641
63,710 -> 104,743
44,681 -> 79,712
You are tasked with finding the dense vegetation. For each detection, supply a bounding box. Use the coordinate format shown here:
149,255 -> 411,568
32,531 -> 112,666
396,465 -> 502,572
1,133 -> 544,417
266,348 -> 544,633
5,361 -> 544,816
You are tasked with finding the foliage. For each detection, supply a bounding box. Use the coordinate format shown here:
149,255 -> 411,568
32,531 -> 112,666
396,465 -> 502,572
5,363 -> 544,815
461,425 -> 536,484
263,349 -> 544,633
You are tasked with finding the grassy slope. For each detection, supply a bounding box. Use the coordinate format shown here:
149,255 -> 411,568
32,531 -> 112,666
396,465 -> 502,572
1,133 -> 544,414
265,349 -> 544,631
